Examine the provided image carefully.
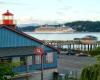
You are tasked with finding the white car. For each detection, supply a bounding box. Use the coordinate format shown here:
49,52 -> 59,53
76,53 -> 90,57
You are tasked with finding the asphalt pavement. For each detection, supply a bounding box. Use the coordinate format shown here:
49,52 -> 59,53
58,55 -> 96,77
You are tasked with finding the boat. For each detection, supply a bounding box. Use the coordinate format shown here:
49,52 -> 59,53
33,25 -> 75,33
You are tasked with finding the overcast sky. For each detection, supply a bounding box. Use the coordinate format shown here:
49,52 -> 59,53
0,0 -> 100,24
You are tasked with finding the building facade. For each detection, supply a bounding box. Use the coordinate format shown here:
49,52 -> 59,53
0,10 -> 59,80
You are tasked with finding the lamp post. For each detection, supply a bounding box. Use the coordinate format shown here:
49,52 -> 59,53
34,46 -> 44,80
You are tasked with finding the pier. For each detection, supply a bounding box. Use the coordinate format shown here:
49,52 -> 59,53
43,40 -> 100,51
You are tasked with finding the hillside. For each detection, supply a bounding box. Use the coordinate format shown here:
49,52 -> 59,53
17,23 -> 40,32
17,21 -> 100,32
65,21 -> 100,32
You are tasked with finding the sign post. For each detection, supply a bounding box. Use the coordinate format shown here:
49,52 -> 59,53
34,47 -> 44,80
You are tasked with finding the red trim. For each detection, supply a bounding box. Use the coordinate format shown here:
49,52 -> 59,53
0,26 -> 60,53
2,10 -> 13,16
34,47 -> 44,55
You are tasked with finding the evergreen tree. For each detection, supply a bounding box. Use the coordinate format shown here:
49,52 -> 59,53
80,54 -> 100,80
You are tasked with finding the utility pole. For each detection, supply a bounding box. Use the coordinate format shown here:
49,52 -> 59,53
34,46 -> 44,80
41,54 -> 43,80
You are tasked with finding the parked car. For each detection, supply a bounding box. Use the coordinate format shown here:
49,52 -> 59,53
76,53 -> 90,57
66,49 -> 76,55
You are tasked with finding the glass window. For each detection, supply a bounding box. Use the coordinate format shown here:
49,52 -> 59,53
35,55 -> 41,64
12,57 -> 20,66
20,56 -> 26,65
27,56 -> 33,65
3,16 -> 13,20
8,16 -> 13,19
0,58 -> 12,64
5,58 -> 12,63
46,52 -> 53,63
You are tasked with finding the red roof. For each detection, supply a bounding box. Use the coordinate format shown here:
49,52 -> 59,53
2,10 -> 13,16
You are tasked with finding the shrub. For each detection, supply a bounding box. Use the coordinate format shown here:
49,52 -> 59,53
80,54 -> 100,80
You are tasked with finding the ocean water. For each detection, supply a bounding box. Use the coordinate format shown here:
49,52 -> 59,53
25,32 -> 100,41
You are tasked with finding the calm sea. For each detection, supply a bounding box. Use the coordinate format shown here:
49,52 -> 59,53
25,32 -> 100,41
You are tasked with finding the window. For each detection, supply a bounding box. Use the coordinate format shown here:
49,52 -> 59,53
3,16 -> 13,20
35,55 -> 41,64
34,52 -> 54,64
12,57 -> 20,66
27,56 -> 33,65
46,52 -> 53,63
0,58 -> 12,63
20,56 -> 26,65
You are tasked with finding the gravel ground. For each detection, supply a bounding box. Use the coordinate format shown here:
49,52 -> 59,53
58,55 -> 96,76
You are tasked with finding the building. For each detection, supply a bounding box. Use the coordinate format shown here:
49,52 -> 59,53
80,35 -> 97,44
0,10 -> 59,80
74,35 -> 97,44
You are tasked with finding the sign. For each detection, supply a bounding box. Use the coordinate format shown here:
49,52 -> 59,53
34,47 -> 44,55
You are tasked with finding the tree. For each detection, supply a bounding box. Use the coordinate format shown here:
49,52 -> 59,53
96,55 -> 100,64
89,47 -> 100,56
80,54 -> 100,80
0,62 -> 15,80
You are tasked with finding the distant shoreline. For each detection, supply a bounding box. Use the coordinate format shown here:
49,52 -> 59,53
25,32 -> 100,34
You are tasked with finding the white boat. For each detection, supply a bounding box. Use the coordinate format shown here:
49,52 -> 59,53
33,25 -> 75,33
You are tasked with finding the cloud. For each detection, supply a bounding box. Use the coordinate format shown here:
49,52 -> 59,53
0,1 -> 35,10
56,0 -> 64,2
0,1 -> 27,6
56,6 -> 72,15
90,11 -> 100,14
0,1 -> 6,4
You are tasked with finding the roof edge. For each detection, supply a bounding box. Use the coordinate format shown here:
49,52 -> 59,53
0,25 -> 60,53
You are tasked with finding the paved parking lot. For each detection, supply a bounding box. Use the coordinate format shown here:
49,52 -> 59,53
58,55 -> 96,74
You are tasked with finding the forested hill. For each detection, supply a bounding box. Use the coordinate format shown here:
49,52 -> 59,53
17,21 -> 100,32
64,21 -> 100,32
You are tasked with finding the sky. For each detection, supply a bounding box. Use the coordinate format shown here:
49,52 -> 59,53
0,0 -> 100,24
